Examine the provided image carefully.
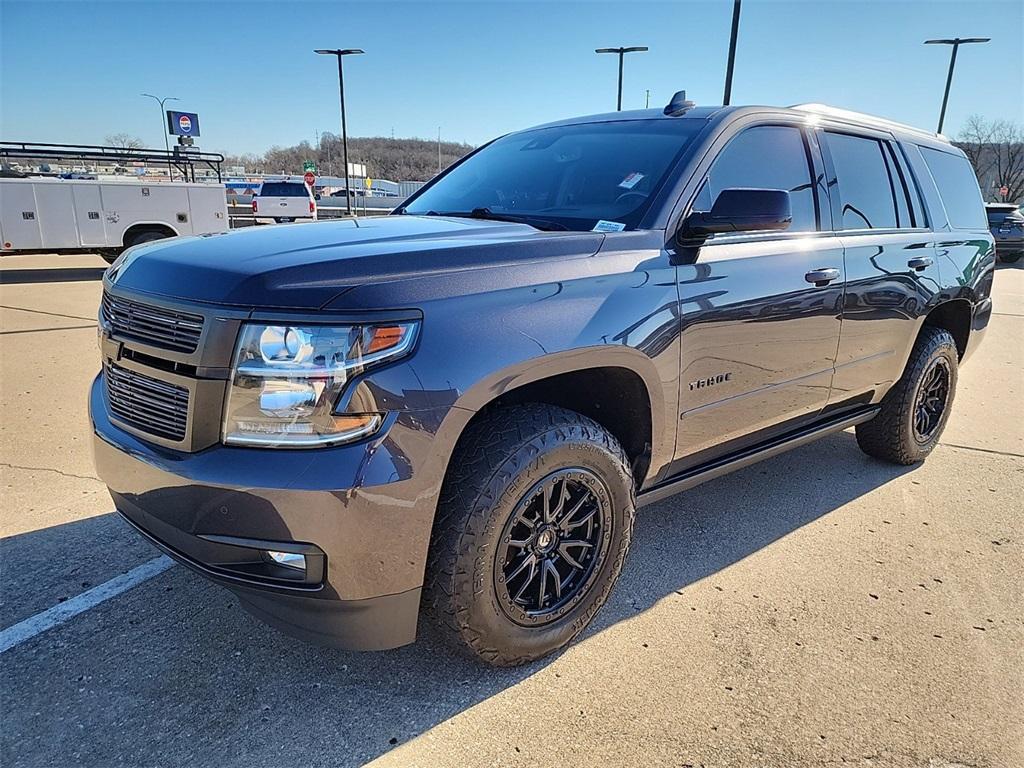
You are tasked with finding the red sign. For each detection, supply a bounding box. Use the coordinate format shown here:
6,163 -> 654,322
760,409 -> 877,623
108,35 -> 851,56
1000,185 -> 1009,197
303,171 -> 316,186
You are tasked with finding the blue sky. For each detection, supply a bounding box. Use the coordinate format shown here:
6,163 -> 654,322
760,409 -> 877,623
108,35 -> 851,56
2,0 -> 1021,156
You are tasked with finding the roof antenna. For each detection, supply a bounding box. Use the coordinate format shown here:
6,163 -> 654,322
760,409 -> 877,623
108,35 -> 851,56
664,90 -> 696,116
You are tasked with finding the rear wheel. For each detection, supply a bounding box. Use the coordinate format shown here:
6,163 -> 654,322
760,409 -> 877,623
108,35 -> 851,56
856,326 -> 958,465
423,404 -> 635,666
125,229 -> 170,248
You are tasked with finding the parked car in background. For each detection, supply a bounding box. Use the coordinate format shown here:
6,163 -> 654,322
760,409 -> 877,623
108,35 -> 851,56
92,99 -> 994,666
252,179 -> 317,223
986,203 -> 1024,263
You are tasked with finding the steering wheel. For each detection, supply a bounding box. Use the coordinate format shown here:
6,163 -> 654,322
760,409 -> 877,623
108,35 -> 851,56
614,191 -> 648,206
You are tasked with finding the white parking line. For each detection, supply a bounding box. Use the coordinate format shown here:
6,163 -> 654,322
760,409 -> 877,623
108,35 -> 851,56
0,555 -> 174,654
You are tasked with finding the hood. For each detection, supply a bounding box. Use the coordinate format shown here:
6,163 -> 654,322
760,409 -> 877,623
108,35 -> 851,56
106,216 -> 605,308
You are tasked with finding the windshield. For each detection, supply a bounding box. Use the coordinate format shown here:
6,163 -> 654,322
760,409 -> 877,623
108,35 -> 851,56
403,119 -> 705,231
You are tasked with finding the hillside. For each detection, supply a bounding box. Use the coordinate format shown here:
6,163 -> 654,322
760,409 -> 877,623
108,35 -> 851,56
223,134 -> 475,182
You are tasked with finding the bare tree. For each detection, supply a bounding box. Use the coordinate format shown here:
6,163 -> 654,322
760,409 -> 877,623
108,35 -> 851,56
104,133 -> 145,150
956,116 -> 1024,203
991,121 -> 1024,203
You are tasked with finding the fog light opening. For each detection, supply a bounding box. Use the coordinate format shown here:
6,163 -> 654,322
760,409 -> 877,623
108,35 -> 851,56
266,550 -> 306,571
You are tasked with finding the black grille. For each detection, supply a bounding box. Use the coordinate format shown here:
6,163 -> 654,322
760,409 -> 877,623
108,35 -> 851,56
101,292 -> 203,353
105,362 -> 189,442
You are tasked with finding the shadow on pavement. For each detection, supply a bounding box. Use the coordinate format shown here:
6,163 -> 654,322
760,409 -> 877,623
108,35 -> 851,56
0,267 -> 107,284
1,430 -> 917,767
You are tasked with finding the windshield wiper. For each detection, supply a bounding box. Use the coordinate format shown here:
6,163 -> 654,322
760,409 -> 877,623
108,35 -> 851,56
423,207 -> 567,231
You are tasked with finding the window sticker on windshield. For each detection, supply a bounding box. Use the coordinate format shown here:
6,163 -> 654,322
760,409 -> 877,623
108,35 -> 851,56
593,220 -> 626,232
618,172 -> 645,189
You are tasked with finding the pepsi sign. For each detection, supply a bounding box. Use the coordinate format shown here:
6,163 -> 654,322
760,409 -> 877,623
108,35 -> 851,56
166,110 -> 200,137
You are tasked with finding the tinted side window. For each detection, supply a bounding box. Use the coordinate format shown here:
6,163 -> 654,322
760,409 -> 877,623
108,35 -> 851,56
697,125 -> 818,232
825,132 -> 899,230
920,147 -> 988,230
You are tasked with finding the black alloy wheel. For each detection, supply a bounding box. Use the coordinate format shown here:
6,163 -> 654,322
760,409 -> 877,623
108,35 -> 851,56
495,469 -> 612,627
912,357 -> 951,443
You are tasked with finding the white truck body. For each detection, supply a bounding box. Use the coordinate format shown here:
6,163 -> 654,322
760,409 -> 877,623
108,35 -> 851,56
252,180 -> 317,222
0,177 -> 229,252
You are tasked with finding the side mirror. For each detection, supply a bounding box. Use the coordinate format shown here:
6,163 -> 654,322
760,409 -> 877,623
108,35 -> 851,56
679,188 -> 792,244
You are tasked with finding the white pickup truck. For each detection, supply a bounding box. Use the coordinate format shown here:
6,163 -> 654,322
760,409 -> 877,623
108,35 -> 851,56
252,179 -> 317,223
0,176 -> 229,263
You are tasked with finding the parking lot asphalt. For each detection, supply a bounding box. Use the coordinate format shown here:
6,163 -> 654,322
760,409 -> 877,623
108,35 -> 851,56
1,252 -> 1021,768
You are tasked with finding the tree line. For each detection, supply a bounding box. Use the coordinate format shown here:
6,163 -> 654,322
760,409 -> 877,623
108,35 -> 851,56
221,134 -> 475,182
955,116 -> 1023,204
105,116 -> 1022,202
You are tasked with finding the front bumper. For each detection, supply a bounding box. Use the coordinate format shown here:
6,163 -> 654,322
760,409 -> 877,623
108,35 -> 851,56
90,375 -> 449,651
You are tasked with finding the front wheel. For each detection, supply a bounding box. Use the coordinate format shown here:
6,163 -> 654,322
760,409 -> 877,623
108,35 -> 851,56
423,404 -> 635,666
856,326 -> 958,465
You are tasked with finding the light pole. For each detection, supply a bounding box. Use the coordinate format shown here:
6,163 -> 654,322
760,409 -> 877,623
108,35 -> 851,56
723,0 -> 742,105
141,93 -> 178,179
595,46 -> 648,111
314,48 -> 364,216
924,37 -> 990,134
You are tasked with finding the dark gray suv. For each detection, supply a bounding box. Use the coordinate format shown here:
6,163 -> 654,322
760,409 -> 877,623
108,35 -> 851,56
92,98 -> 994,665
987,203 -> 1024,262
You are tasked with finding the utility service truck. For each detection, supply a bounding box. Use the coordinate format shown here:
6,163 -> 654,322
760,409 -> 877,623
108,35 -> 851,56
0,176 -> 229,263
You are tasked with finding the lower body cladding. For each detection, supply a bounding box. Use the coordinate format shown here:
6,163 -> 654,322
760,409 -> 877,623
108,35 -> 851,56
89,376 -> 450,651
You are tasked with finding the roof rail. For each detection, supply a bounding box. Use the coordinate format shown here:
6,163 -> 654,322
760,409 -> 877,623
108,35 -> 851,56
789,104 -> 949,143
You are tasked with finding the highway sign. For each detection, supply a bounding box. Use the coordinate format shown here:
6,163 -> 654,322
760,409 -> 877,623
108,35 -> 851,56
303,160 -> 316,173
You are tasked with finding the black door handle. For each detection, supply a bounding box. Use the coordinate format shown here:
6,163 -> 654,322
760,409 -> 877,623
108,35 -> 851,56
908,257 -> 933,271
804,267 -> 841,287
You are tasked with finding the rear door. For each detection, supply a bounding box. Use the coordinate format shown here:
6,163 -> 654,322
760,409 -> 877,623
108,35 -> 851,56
817,128 -> 942,405
673,122 -> 844,468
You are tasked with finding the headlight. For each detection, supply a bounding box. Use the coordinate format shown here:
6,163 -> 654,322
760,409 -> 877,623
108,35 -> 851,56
222,321 -> 418,447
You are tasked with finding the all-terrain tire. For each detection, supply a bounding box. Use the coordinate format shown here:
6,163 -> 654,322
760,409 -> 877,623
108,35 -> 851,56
855,326 -> 959,465
423,404 -> 635,666
126,229 -> 169,247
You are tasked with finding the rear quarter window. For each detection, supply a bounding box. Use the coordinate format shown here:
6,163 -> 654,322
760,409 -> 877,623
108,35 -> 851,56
919,147 -> 987,230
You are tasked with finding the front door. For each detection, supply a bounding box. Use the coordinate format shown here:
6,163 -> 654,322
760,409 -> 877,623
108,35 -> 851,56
672,124 -> 843,469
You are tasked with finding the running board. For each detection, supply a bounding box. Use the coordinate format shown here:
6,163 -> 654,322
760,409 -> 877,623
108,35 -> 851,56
637,406 -> 881,508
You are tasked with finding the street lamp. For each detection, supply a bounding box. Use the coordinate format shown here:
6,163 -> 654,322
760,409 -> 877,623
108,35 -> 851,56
314,48 -> 364,216
141,93 -> 178,179
924,38 -> 990,134
595,46 -> 648,111
723,0 -> 742,105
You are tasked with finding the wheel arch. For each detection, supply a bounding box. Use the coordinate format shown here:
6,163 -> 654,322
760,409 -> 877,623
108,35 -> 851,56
922,298 -> 972,359
437,347 -> 670,492
122,222 -> 178,247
